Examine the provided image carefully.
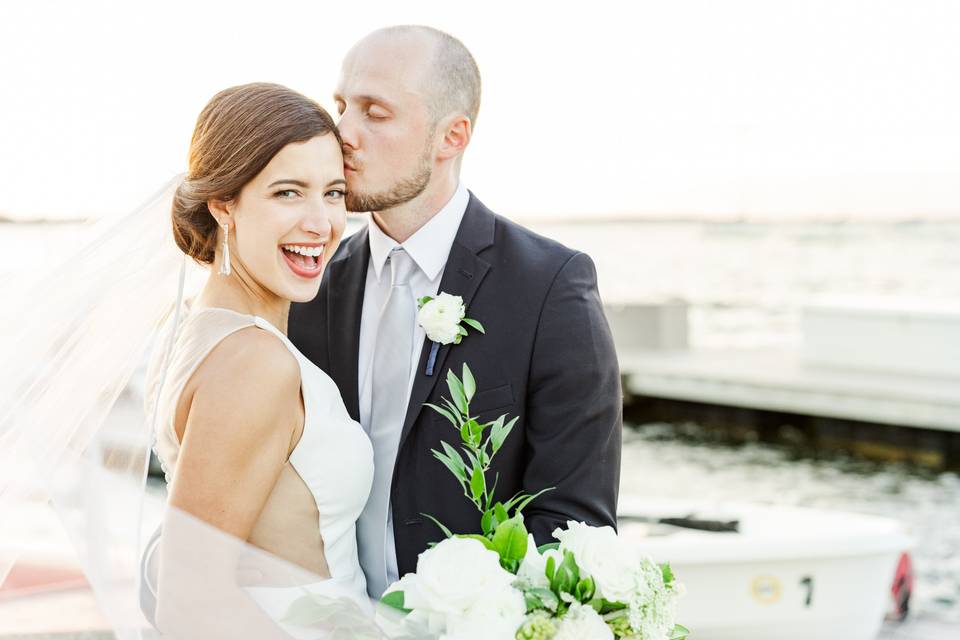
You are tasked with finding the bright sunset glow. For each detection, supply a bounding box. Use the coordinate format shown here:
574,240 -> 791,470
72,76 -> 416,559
1,0 -> 958,220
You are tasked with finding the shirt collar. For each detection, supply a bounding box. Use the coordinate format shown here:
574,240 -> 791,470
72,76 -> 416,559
368,182 -> 469,282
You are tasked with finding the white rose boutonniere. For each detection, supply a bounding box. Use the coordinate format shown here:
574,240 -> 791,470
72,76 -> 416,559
417,292 -> 484,346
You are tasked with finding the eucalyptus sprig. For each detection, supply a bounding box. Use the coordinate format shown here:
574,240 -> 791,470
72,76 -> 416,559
422,364 -> 553,572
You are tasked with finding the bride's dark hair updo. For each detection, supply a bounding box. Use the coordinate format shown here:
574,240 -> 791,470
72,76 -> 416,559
172,82 -> 342,264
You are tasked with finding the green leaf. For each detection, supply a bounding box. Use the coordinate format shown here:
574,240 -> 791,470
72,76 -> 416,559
462,317 -> 485,334
661,562 -> 675,586
465,419 -> 483,448
456,325 -> 468,336
462,364 -> 476,403
502,490 -> 528,513
494,501 -> 509,524
487,416 -> 504,452
490,415 -> 517,456
538,541 -> 560,554
470,465 -> 485,503
447,369 -> 468,415
551,550 -> 580,595
670,624 -> 690,640
379,590 -> 411,613
481,509 -> 495,535
492,515 -> 528,564
416,295 -> 434,310
545,554 -> 557,582
462,449 -> 481,481
439,441 -> 468,482
421,513 -> 454,538
487,473 -> 500,505
524,591 -> 544,613
527,587 -> 559,613
456,533 -> 498,552
441,398 -> 463,424
574,576 -> 596,602
513,486 -> 555,516
598,599 -> 627,614
432,448 -> 467,486
425,402 -> 459,427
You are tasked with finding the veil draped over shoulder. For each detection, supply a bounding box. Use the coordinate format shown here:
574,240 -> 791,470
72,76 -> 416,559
0,178 -> 389,639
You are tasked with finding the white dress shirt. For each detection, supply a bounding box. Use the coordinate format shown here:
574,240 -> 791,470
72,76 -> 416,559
357,182 -> 469,585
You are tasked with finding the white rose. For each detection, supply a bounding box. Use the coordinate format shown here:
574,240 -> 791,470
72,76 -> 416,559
418,293 -> 466,345
514,534 -> 554,590
553,521 -> 640,604
442,585 -> 526,640
401,537 -> 520,632
383,574 -> 446,635
554,602 -> 613,640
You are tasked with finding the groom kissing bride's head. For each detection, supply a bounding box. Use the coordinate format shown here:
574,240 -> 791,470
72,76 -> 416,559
335,25 -> 480,239
168,25 -> 480,310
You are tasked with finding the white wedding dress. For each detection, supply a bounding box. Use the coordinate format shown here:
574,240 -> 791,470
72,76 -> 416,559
146,304 -> 376,637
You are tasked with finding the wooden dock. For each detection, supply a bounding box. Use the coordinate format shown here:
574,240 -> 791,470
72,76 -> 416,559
620,347 -> 960,432
607,300 -> 960,440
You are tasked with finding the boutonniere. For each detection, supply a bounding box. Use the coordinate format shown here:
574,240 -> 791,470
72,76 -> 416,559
417,292 -> 484,376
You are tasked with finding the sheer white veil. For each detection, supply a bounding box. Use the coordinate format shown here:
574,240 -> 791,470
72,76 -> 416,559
0,178 -> 395,639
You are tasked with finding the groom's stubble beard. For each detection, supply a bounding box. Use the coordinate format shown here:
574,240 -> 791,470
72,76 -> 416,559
344,131 -> 435,213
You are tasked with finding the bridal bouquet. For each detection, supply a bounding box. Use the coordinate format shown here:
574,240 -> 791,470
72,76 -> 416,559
381,366 -> 687,640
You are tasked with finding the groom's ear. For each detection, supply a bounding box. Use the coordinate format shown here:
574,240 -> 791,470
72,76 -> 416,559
436,114 -> 472,162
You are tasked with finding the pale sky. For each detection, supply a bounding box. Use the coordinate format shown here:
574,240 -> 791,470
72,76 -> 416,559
1,0 -> 958,221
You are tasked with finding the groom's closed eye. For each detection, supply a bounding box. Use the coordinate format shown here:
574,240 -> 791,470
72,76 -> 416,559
333,93 -> 395,119
365,105 -> 390,120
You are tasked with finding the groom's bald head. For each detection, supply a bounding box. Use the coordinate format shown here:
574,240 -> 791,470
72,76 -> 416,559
347,25 -> 481,129
335,26 -> 480,215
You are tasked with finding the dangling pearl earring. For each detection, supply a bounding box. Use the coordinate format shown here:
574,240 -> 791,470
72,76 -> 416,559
219,222 -> 231,276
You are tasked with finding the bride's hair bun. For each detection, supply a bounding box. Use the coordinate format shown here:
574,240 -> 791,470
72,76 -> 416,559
171,82 -> 341,264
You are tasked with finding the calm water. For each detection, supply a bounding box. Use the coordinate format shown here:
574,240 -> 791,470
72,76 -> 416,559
4,218 -> 959,624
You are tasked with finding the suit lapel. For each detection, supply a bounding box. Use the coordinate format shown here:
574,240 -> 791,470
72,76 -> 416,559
397,194 -> 496,455
326,228 -> 370,423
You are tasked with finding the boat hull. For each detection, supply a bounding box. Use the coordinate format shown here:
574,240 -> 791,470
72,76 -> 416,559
619,497 -> 910,640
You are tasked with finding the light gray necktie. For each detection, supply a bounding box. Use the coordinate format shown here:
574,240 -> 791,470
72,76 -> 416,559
358,247 -> 417,598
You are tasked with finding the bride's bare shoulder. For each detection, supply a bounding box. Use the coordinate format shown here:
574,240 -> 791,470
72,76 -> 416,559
193,325 -> 299,397
177,326 -> 302,443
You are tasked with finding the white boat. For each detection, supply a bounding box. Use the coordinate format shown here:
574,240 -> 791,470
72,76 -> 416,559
618,496 -> 913,640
